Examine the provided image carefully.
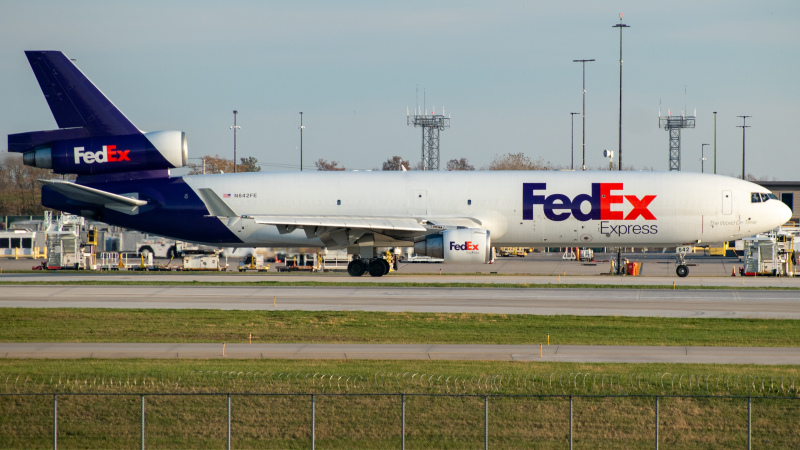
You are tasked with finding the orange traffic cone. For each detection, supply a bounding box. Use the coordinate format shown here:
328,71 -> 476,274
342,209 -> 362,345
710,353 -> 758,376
731,267 -> 736,277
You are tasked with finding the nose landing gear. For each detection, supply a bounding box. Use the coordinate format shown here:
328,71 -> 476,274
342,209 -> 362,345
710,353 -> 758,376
675,245 -> 691,277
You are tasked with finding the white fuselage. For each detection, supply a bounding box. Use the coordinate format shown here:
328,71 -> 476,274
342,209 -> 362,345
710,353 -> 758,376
181,170 -> 791,249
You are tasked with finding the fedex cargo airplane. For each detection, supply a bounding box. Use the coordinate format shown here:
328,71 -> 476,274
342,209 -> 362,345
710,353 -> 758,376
7,51 -> 792,277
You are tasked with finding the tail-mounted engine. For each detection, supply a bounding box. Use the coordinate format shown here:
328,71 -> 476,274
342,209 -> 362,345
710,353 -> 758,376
414,228 -> 492,263
16,130 -> 188,175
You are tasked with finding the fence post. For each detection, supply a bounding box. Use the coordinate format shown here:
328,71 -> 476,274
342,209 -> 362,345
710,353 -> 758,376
311,394 -> 316,450
484,395 -> 489,450
569,396 -> 573,450
140,395 -> 145,450
227,394 -> 231,450
747,397 -> 751,450
53,394 -> 57,450
655,396 -> 659,450
401,394 -> 405,450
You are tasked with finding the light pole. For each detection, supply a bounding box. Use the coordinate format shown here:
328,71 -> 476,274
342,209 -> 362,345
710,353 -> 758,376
230,110 -> 240,173
701,143 -> 709,173
612,15 -> 630,171
713,111 -> 717,174
570,112 -> 579,170
573,59 -> 595,170
299,112 -> 304,171
737,115 -> 751,180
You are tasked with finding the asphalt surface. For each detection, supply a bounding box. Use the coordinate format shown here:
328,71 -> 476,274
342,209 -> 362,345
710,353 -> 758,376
2,285 -> 799,319
2,343 -> 799,365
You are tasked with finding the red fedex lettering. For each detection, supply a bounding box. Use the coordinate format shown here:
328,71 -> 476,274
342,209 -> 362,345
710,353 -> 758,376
599,183 -> 623,220
624,195 -> 657,220
107,145 -> 118,161
116,149 -> 130,161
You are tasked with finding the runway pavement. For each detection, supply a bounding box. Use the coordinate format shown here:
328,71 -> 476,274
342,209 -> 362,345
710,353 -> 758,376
2,343 -> 799,365
2,284 -> 799,318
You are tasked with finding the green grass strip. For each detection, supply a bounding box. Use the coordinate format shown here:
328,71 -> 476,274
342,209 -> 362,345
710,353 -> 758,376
2,308 -> 798,347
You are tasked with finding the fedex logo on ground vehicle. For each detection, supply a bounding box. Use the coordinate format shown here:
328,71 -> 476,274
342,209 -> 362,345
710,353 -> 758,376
523,183 -> 656,222
450,241 -> 479,251
73,145 -> 131,164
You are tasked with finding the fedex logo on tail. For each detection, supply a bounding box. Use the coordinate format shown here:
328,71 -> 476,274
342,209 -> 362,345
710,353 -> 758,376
523,183 -> 656,222
73,145 -> 131,164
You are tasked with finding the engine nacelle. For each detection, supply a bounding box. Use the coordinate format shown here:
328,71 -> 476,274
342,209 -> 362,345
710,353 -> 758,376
414,228 -> 492,264
21,131 -> 188,175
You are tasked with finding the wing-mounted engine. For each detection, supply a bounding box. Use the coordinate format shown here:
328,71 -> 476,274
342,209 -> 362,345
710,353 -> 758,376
16,130 -> 188,175
414,228 -> 492,263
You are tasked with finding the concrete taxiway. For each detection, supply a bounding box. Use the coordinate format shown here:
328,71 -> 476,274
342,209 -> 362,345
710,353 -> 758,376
2,343 -> 799,365
2,285 -> 799,319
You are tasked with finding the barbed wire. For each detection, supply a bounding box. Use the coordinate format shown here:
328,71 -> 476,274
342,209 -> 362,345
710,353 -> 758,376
1,371 -> 796,397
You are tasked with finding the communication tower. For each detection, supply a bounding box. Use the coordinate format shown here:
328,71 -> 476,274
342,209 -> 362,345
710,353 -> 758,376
407,106 -> 450,171
659,108 -> 695,171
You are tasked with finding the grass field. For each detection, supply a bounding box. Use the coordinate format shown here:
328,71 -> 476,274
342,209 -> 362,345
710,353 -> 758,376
1,360 -> 799,448
1,307 -> 799,347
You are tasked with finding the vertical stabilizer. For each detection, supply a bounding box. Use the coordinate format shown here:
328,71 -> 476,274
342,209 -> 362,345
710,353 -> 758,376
25,51 -> 139,136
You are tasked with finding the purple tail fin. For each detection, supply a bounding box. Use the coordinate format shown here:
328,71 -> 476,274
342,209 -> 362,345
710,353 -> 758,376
25,50 -> 139,136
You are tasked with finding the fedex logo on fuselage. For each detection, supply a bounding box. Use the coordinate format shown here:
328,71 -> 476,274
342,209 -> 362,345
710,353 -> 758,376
450,241 -> 479,251
523,182 -> 656,222
73,145 -> 131,164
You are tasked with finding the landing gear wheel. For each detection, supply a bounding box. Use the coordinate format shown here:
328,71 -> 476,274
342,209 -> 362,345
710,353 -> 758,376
676,265 -> 689,278
347,259 -> 367,277
368,259 -> 388,277
379,258 -> 391,275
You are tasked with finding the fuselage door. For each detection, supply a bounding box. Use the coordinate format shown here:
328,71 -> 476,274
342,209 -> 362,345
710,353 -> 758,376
722,190 -> 732,215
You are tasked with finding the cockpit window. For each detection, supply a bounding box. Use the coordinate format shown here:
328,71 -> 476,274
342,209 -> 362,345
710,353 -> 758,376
751,193 -> 761,203
761,193 -> 770,202
768,193 -> 778,200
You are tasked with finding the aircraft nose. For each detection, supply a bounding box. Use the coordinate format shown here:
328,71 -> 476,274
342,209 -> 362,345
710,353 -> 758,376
777,201 -> 792,226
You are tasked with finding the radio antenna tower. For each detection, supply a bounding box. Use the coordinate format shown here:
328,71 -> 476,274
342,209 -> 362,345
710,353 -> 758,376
658,104 -> 695,171
407,103 -> 450,171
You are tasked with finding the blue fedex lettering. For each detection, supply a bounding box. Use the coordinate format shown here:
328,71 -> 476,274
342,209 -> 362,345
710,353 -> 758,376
522,183 -> 656,222
450,241 -> 479,251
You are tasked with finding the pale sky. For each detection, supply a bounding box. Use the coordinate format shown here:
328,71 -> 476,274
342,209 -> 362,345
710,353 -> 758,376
2,1 -> 798,179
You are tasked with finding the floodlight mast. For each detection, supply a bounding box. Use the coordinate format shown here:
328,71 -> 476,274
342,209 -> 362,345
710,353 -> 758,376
612,15 -> 630,171
573,59 -> 595,170
407,106 -> 450,171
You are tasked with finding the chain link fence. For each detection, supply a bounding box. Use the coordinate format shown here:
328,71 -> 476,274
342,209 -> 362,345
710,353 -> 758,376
1,371 -> 798,448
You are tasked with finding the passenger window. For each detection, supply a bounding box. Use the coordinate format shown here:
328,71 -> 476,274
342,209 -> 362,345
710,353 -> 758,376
761,193 -> 770,202
751,193 -> 761,203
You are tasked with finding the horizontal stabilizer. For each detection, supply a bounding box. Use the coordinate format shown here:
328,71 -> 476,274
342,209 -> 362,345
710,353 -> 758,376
39,179 -> 146,213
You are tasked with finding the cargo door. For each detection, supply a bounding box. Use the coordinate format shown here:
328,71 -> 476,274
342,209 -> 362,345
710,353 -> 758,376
722,190 -> 732,215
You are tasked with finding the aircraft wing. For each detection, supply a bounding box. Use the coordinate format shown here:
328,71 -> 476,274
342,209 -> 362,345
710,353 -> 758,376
249,215 -> 427,232
248,215 -> 483,247
39,179 -> 147,214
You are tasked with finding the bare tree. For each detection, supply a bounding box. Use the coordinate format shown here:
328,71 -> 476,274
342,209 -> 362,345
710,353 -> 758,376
445,158 -> 475,171
382,156 -> 410,171
187,155 -> 261,174
0,156 -> 62,215
485,152 -> 553,170
315,159 -> 346,171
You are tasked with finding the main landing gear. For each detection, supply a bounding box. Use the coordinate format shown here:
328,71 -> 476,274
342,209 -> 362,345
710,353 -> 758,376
675,245 -> 691,278
347,257 -> 390,277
